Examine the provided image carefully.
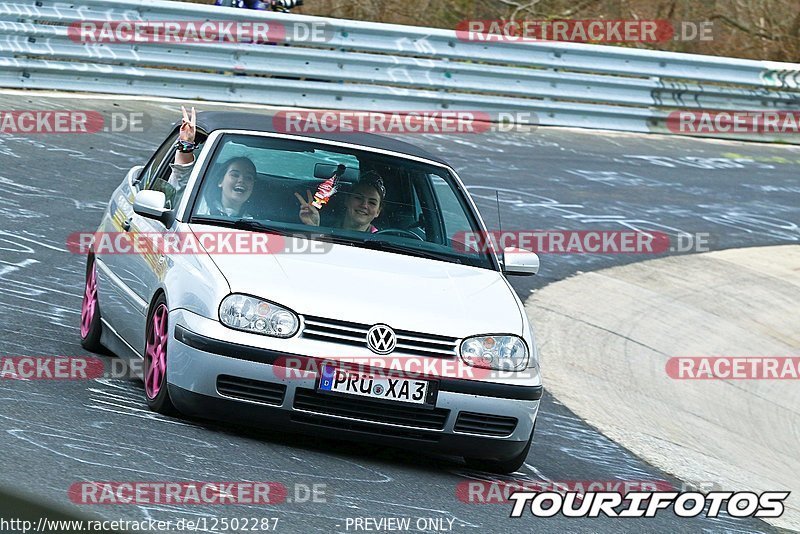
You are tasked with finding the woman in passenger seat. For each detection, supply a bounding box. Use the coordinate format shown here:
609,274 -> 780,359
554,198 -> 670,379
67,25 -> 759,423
197,157 -> 257,217
295,173 -> 386,233
169,106 -> 256,218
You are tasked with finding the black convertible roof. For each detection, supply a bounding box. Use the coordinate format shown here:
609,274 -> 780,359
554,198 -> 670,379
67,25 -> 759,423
189,111 -> 449,166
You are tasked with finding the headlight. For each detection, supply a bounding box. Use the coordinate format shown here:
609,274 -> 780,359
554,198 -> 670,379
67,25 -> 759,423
219,294 -> 299,338
460,335 -> 528,371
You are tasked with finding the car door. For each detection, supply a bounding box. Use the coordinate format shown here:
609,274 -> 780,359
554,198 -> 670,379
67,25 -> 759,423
97,129 -> 180,356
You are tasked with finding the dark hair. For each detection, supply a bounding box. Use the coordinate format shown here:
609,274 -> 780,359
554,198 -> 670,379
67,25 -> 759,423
218,156 -> 257,182
353,171 -> 386,205
204,156 -> 257,214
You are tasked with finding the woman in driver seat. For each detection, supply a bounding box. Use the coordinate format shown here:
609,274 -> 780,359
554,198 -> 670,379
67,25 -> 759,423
295,172 -> 386,233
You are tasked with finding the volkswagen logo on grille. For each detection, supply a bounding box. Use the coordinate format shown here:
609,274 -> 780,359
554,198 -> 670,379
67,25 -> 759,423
366,324 -> 397,355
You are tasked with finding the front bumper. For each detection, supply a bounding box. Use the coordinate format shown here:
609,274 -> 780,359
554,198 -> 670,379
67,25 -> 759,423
167,310 -> 541,461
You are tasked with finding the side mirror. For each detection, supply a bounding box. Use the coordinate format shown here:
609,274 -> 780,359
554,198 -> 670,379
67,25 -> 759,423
133,190 -> 174,227
502,247 -> 539,276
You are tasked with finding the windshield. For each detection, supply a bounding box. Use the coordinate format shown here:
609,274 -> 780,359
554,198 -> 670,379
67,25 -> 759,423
188,133 -> 496,270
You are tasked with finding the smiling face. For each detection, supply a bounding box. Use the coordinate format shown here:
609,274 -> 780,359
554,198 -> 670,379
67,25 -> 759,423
218,159 -> 255,212
342,184 -> 382,231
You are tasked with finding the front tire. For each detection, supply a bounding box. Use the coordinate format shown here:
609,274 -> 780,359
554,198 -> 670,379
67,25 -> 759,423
465,424 -> 534,474
144,295 -> 178,415
80,255 -> 103,352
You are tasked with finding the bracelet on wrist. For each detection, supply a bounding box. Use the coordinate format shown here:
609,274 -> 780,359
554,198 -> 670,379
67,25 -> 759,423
175,140 -> 198,153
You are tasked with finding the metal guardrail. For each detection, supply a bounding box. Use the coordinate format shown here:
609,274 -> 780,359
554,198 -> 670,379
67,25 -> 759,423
0,0 -> 799,141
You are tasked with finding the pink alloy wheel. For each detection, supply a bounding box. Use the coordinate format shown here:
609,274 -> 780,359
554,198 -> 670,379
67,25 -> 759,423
80,260 -> 98,338
145,304 -> 169,399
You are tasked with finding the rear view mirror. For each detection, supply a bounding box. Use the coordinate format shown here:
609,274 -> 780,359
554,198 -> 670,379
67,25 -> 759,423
502,247 -> 539,276
314,163 -> 360,181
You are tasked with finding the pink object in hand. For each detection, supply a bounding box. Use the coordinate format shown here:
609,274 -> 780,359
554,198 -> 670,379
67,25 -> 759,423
311,175 -> 338,209
311,164 -> 345,209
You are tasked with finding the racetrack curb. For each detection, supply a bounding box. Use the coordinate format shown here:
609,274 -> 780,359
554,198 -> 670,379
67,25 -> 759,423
525,245 -> 800,531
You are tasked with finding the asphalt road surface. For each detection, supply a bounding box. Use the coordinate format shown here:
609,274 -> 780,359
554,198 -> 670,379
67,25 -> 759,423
1,94 -> 798,533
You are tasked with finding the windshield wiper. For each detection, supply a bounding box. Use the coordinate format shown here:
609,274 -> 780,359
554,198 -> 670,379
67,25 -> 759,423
311,233 -> 461,264
361,239 -> 462,264
191,218 -> 462,264
190,215 -> 238,227
232,219 -> 292,235
190,217 -> 298,237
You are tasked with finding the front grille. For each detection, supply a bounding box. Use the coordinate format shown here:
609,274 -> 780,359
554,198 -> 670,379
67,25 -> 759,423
454,412 -> 518,436
216,375 -> 286,406
302,315 -> 459,359
293,388 -> 450,430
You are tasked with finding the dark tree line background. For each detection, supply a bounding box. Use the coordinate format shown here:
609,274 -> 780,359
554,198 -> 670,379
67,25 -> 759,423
183,0 -> 799,61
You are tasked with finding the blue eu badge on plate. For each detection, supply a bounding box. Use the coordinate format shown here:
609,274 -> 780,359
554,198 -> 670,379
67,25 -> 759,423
318,363 -> 336,391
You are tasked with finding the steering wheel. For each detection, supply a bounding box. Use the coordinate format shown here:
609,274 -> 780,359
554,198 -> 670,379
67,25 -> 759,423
373,228 -> 425,241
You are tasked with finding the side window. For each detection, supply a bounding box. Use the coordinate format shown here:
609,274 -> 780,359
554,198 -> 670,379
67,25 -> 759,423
430,174 -> 473,243
145,133 -> 205,210
139,132 -> 178,191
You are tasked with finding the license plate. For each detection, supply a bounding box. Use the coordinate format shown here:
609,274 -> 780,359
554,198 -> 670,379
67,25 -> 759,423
317,364 -> 432,405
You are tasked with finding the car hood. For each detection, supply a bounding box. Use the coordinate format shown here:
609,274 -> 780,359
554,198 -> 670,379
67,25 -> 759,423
190,225 -> 522,338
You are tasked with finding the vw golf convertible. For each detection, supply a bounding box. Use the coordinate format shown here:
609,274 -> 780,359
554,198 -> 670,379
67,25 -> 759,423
79,111 -> 542,473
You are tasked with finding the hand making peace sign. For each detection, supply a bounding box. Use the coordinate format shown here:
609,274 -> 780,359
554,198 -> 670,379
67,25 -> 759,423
180,105 -> 196,143
174,106 -> 197,166
294,189 -> 321,226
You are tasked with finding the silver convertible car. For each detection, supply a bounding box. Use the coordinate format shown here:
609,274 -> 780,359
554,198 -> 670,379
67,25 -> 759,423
79,111 -> 542,473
